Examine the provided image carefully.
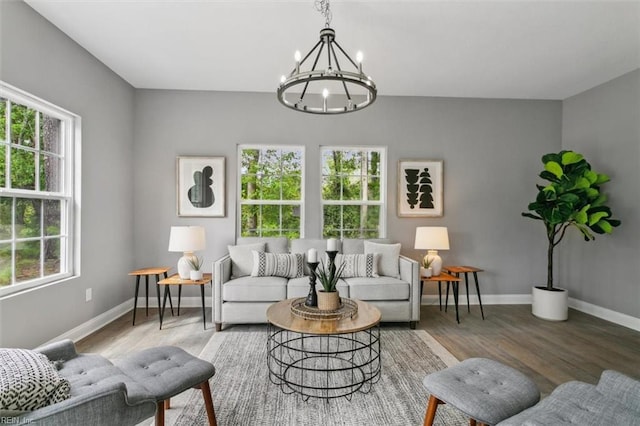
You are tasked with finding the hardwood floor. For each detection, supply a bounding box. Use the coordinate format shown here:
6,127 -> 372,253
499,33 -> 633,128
78,304 -> 640,398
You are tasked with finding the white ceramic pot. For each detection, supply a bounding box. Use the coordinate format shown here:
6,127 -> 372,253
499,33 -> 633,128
532,286 -> 568,321
420,267 -> 433,278
190,270 -> 203,280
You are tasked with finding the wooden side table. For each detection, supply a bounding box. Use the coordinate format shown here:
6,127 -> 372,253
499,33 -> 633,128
158,273 -> 212,330
444,266 -> 485,320
421,273 -> 463,324
128,267 -> 174,326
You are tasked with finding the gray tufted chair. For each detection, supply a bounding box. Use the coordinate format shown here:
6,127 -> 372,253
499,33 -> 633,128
12,340 -> 217,426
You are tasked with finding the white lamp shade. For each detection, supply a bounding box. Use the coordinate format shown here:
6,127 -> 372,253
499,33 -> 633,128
168,226 -> 206,252
414,226 -> 450,250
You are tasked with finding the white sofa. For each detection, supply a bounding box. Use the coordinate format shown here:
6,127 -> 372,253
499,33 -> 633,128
212,237 -> 420,331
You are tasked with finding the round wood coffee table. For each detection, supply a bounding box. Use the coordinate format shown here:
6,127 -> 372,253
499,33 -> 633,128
266,298 -> 382,401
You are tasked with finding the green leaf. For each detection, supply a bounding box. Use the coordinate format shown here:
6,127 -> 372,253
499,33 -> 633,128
585,188 -> 599,199
545,161 -> 563,179
558,193 -> 579,204
561,151 -> 583,165
595,173 -> 610,184
575,177 -> 591,189
542,153 -> 562,164
596,220 -> 613,233
539,171 -> 560,183
591,194 -> 607,207
522,212 -> 542,220
608,219 -> 621,227
588,211 -> 609,226
584,170 -> 598,184
542,184 -> 556,193
574,207 -> 588,224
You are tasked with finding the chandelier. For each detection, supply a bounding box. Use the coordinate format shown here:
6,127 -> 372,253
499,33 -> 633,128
277,0 -> 377,114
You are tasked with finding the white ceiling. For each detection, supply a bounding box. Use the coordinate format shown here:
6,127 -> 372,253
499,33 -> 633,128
25,0 -> 640,100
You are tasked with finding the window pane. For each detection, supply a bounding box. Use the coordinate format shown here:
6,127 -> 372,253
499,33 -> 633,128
281,205 -> 301,238
16,198 -> 41,238
0,242 -> 10,286
365,205 -> 381,234
11,147 -> 36,190
322,176 -> 341,200
280,149 -> 302,174
260,175 -> 281,200
368,177 -> 380,200
282,175 -> 301,200
342,177 -> 361,201
15,240 -> 40,282
323,205 -> 341,238
0,98 -> 6,142
241,174 -> 260,200
44,237 -> 61,276
40,113 -> 61,154
0,197 -> 11,240
0,144 -> 5,188
368,151 -> 381,176
44,199 -> 61,236
10,103 -> 37,148
261,205 -> 281,233
41,154 -> 60,192
240,204 -> 260,237
342,205 -> 362,233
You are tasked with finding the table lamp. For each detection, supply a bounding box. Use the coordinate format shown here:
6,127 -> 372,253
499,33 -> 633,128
414,226 -> 450,276
168,226 -> 206,279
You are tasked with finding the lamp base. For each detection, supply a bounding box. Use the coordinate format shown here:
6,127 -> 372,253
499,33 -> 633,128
424,250 -> 443,276
177,252 -> 196,279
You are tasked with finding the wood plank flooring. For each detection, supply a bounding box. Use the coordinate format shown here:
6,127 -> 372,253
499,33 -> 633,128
78,304 -> 640,398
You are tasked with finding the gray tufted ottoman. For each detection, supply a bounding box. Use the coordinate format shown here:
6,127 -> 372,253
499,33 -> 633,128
115,346 -> 216,426
423,358 -> 540,426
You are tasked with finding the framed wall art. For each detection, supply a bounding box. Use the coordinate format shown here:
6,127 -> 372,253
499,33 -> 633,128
176,156 -> 226,217
397,159 -> 443,217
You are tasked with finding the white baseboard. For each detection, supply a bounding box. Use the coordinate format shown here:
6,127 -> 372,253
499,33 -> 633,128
421,293 -> 640,332
45,299 -> 132,345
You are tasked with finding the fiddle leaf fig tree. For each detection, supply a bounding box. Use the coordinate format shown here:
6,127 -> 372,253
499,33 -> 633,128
522,150 -> 621,290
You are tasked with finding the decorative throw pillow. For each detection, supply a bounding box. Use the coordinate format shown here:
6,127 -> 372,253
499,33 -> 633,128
364,241 -> 401,279
251,252 -> 305,278
228,242 -> 266,277
0,348 -> 71,412
335,253 -> 379,278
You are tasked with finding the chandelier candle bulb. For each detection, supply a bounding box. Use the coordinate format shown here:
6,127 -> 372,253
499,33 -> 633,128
356,51 -> 363,73
294,50 -> 301,73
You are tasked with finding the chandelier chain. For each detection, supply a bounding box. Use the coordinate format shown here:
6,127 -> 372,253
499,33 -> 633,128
315,0 -> 332,27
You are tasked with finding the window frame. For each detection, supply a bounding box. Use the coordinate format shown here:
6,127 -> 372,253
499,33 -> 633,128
0,81 -> 80,297
237,144 -> 305,238
320,145 -> 387,239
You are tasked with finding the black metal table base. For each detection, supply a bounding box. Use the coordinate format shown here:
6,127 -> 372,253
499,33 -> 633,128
267,324 -> 381,401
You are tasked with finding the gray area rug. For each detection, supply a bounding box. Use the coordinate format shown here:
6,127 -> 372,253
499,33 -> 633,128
174,326 -> 467,425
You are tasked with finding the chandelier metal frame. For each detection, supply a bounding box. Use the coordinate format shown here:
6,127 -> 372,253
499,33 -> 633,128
277,0 -> 377,114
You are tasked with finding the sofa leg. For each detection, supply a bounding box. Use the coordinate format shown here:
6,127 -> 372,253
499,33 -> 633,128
410,321 -> 417,329
215,322 -> 222,332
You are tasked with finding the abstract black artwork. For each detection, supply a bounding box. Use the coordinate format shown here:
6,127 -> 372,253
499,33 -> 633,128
398,160 -> 443,217
177,157 -> 225,217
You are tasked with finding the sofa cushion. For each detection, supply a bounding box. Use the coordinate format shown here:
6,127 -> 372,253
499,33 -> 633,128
291,239 -> 341,274
0,348 -> 71,412
222,276 -> 287,302
335,253 -> 378,278
236,237 -> 288,253
251,252 -> 304,278
287,276 -> 350,298
228,242 -> 265,277
342,238 -> 392,254
345,276 -> 410,301
364,241 -> 401,278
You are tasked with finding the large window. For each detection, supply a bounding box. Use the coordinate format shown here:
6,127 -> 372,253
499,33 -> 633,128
0,82 -> 79,295
321,146 -> 386,238
238,145 -> 304,238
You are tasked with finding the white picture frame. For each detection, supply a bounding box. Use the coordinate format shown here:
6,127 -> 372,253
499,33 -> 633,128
397,159 -> 443,217
176,156 -> 226,217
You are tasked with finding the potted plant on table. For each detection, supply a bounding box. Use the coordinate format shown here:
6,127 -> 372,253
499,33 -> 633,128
421,257 -> 434,278
187,256 -> 204,280
522,150 -> 620,321
315,259 -> 346,311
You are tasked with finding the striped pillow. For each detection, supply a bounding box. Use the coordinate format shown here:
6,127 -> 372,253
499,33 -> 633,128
335,253 -> 379,278
251,252 -> 304,278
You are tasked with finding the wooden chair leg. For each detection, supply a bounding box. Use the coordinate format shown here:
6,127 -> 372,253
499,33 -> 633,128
423,395 -> 443,426
470,419 -> 477,426
165,398 -> 170,409
200,380 -> 217,426
155,400 -> 165,426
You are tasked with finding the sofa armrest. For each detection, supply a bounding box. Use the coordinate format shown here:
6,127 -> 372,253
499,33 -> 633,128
596,370 -> 640,413
399,255 -> 420,322
34,339 -> 78,362
213,254 -> 232,323
18,382 -> 156,426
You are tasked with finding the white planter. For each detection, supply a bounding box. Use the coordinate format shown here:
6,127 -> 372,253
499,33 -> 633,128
420,267 -> 433,278
532,286 -> 568,321
190,270 -> 203,280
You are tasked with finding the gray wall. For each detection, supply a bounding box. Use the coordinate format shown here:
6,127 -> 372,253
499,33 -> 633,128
0,1 -> 136,347
560,70 -> 640,318
133,90 -> 561,300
